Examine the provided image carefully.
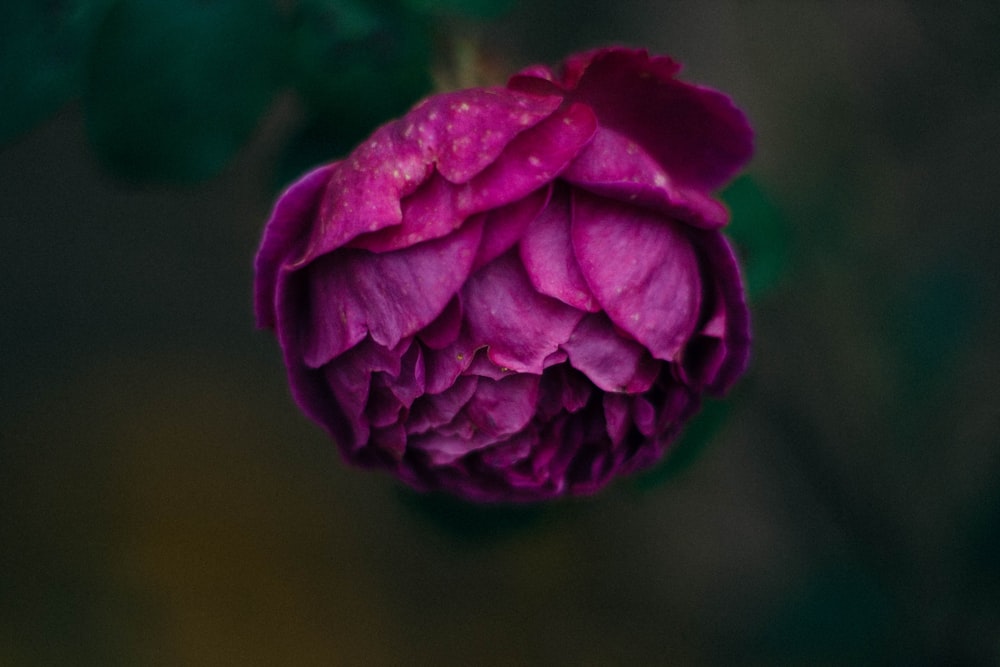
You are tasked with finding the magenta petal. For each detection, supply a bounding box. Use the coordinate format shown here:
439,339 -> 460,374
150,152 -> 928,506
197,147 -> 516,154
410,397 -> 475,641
462,251 -> 585,374
418,296 -> 462,350
473,185 -> 551,271
370,422 -> 407,461
460,102 -> 597,213
536,366 -> 592,420
480,429 -> 536,468
303,217 -> 483,368
519,186 -> 600,311
410,88 -> 562,184
561,128 -> 729,229
632,396 -> 656,437
347,171 -> 461,253
562,313 -> 659,393
409,433 -> 478,466
571,191 -> 702,362
388,343 -> 425,407
407,375 -> 479,435
273,268 -> 351,444
464,373 -> 540,438
463,348 -> 516,381
508,63 -> 557,86
694,230 -> 751,394
255,164 -> 336,329
558,47 -> 681,90
297,89 -> 561,263
564,48 -> 753,191
323,337 -> 408,450
603,393 -> 630,447
366,377 -> 405,428
423,331 -> 479,394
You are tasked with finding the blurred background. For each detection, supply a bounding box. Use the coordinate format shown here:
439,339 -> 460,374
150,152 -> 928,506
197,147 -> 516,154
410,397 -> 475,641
2,1 -> 999,664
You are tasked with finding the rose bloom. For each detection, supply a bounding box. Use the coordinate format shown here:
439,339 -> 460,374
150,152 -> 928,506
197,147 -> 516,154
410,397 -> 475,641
255,48 -> 752,502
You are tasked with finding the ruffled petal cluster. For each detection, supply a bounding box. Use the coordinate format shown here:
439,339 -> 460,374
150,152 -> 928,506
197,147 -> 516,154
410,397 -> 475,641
255,48 -> 753,501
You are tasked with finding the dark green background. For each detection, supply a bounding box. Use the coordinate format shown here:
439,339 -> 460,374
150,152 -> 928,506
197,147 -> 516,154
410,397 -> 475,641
2,1 -> 999,664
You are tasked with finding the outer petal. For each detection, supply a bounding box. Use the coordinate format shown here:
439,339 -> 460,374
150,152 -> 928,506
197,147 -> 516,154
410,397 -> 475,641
571,191 -> 701,362
303,217 -> 483,368
562,313 -> 659,393
558,47 -> 682,90
348,102 -> 591,255
272,267 -> 349,444
458,102 -> 597,214
519,185 -> 600,311
462,251 -> 585,374
692,230 -> 751,394
560,128 -> 730,229
254,164 -> 336,329
559,48 -> 753,191
472,185 -> 551,271
298,88 -> 563,263
347,171 -> 461,253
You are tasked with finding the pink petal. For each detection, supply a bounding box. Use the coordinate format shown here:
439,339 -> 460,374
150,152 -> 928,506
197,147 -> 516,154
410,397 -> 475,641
557,47 -> 681,91
348,100 -> 579,256
560,128 -> 730,229
463,348 -> 517,381
406,375 -> 479,435
387,343 -> 425,407
422,330 -> 479,394
464,373 -> 540,439
303,216 -> 483,368
297,89 -> 562,264
519,185 -> 600,311
480,429 -> 537,468
366,376 -> 405,428
536,366 -> 592,420
255,164 -> 336,329
347,171 -> 462,253
571,191 -> 702,362
417,296 -> 462,350
472,185 -> 551,271
415,89 -> 563,184
692,230 -> 750,394
632,395 -> 656,437
322,337 -> 409,450
603,393 -> 630,447
459,102 -> 597,214
462,251 -> 585,374
369,422 -> 407,461
561,48 -> 753,191
409,432 -> 480,466
272,267 -> 356,448
562,313 -> 659,393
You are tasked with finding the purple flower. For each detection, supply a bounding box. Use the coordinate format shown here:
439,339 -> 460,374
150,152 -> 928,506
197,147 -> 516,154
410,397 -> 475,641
255,47 -> 753,502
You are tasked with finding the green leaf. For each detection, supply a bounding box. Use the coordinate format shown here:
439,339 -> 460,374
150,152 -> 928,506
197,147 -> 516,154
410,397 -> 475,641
633,399 -> 731,490
401,0 -> 515,18
291,0 -> 432,143
0,0 -> 113,145
722,175 -> 791,299
84,0 -> 285,182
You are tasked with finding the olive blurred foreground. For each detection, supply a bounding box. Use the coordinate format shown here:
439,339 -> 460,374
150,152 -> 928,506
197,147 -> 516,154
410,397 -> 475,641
255,48 -> 753,501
